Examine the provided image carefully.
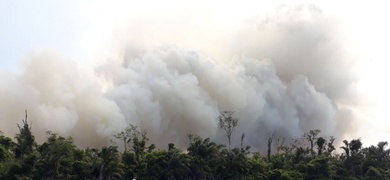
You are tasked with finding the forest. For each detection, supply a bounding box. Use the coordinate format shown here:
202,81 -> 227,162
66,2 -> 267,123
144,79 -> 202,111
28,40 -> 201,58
0,111 -> 389,180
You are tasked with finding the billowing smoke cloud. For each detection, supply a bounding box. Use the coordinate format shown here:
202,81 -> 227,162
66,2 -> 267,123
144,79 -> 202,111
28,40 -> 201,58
0,4 -> 359,150
0,52 -> 127,147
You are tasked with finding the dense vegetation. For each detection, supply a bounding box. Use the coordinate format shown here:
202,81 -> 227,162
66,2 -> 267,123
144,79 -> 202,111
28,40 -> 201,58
1,111 -> 390,179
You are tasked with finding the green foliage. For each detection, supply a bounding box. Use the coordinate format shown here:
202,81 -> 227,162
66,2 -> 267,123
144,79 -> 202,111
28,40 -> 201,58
14,111 -> 36,158
316,137 -> 326,156
37,132 -> 77,179
187,134 -> 224,179
267,169 -> 304,180
304,156 -> 332,179
1,113 -> 390,180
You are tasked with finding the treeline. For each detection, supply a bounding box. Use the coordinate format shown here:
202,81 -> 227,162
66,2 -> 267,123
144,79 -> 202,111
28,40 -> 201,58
0,111 -> 390,179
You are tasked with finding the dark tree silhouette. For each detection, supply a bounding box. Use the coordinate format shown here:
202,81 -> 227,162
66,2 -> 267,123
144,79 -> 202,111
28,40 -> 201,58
218,111 -> 238,150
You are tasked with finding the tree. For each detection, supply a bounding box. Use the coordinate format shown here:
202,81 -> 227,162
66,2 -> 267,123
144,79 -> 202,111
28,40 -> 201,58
305,156 -> 332,179
135,143 -> 190,179
6,110 -> 390,179
0,131 -> 14,161
350,139 -> 362,155
362,141 -> 390,178
0,131 -> 15,178
267,133 -> 274,162
187,134 -> 224,179
341,140 -> 350,159
114,126 -> 132,152
37,131 -> 77,179
129,125 -> 153,160
340,139 -> 364,177
326,136 -> 336,156
72,148 -> 96,179
241,133 -> 245,151
6,110 -> 39,179
95,146 -> 123,180
218,111 -> 238,150
304,129 -> 320,158
217,148 -> 252,179
316,137 -> 326,156
14,110 -> 36,158
121,150 -> 138,179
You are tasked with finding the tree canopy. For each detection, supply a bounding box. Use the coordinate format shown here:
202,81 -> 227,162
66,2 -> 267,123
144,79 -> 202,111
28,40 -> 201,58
0,111 -> 390,179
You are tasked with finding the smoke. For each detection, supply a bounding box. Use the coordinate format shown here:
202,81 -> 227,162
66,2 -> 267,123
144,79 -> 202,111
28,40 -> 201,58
0,4 -> 360,150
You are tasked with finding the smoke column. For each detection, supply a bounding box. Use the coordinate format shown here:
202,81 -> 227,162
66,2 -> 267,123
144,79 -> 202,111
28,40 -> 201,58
0,4 -> 359,150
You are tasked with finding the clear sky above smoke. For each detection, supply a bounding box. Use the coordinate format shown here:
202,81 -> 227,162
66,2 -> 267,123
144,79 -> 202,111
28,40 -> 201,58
0,0 -> 389,149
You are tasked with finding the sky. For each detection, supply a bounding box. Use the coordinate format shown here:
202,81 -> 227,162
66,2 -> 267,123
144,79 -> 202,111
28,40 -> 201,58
0,0 -> 390,149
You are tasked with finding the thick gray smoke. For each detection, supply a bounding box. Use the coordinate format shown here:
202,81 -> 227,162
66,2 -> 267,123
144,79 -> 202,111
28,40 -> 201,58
0,4 -> 358,150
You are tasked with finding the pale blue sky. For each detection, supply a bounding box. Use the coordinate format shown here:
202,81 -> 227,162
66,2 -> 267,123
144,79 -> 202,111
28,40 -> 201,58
0,1 -> 91,72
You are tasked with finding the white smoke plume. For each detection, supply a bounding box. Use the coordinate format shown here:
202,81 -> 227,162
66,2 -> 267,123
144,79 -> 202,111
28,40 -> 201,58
0,4 -> 359,150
